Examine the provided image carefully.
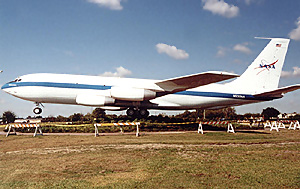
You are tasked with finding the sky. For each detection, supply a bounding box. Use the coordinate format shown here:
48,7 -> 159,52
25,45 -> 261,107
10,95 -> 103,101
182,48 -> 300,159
1,0 -> 300,117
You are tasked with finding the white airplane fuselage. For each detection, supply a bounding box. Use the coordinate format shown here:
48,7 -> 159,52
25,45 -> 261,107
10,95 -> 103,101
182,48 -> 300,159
2,38 -> 299,116
1,73 -> 268,110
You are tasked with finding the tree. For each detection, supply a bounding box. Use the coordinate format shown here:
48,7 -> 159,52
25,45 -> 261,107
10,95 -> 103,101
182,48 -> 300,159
69,113 -> 84,122
175,110 -> 199,121
243,113 -> 259,119
83,113 -> 93,122
291,114 -> 300,122
92,108 -> 106,119
261,107 -> 280,120
196,109 -> 204,119
2,111 -> 16,123
43,116 -> 56,122
204,107 -> 237,120
206,109 -> 224,120
56,115 -> 69,122
222,107 -> 237,120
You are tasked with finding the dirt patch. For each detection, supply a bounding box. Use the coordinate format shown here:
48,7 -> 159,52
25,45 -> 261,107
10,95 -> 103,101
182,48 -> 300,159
2,142 -> 300,156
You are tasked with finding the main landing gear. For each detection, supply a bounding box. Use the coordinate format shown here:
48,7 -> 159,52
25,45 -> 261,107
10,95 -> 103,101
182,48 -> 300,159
33,102 -> 43,115
126,108 -> 149,118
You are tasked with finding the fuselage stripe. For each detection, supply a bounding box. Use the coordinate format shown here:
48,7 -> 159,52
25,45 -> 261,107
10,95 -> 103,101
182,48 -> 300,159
2,82 -> 111,90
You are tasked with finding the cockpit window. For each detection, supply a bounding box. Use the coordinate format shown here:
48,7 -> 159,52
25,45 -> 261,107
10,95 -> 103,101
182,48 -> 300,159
8,78 -> 22,83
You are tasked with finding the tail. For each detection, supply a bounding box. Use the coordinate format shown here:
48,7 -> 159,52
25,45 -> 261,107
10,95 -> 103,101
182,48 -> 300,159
228,38 -> 290,94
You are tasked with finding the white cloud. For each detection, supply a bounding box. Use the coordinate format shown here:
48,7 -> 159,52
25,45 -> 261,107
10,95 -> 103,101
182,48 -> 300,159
244,0 -> 255,5
100,66 -> 132,77
202,0 -> 239,18
281,67 -> 300,78
233,43 -> 252,54
245,0 -> 252,5
243,0 -> 264,6
289,17 -> 300,41
156,43 -> 189,60
216,46 -> 228,57
216,42 -> 252,57
87,0 -> 123,10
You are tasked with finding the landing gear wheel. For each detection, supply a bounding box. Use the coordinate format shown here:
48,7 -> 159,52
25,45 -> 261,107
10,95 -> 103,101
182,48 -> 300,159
139,109 -> 149,118
126,108 -> 136,117
33,107 -> 42,115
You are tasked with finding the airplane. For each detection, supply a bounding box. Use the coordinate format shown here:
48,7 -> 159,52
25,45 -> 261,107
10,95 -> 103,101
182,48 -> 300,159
2,38 -> 300,117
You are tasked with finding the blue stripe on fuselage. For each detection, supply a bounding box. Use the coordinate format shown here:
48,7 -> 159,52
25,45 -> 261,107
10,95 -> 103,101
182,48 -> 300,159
1,81 -> 272,101
1,82 -> 111,90
177,91 -> 254,99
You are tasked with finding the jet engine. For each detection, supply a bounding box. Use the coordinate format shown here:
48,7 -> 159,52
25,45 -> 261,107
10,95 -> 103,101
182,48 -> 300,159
110,87 -> 156,101
76,94 -> 115,106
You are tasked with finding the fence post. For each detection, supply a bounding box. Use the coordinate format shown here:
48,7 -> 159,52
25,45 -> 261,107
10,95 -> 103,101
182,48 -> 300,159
136,122 -> 140,137
94,123 -> 99,137
227,123 -> 235,133
198,123 -> 204,134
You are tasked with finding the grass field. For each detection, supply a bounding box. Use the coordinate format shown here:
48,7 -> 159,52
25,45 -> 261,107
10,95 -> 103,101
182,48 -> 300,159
0,130 -> 300,188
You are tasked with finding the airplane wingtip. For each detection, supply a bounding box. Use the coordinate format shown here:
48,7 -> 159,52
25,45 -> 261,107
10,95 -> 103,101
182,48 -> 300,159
205,71 -> 239,77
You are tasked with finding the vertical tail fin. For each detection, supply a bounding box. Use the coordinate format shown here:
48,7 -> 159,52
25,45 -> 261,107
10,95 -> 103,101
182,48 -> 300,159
229,38 -> 290,94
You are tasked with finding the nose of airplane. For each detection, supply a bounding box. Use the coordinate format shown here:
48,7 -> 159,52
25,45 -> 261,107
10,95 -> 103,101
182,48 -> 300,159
1,83 -> 8,90
1,83 -> 14,94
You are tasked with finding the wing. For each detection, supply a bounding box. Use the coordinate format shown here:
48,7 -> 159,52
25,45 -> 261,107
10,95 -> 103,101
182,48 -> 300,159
254,84 -> 300,98
155,71 -> 239,93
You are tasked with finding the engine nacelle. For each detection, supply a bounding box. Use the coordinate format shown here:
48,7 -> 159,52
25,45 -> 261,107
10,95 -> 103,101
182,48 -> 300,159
110,87 -> 156,101
76,94 -> 115,106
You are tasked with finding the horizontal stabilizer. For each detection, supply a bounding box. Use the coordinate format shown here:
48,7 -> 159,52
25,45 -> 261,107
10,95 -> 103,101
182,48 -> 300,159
155,71 -> 238,93
254,84 -> 300,97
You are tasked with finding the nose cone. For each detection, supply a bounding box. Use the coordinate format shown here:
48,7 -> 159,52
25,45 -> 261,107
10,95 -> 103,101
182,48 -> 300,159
2,83 -> 8,90
1,83 -> 14,94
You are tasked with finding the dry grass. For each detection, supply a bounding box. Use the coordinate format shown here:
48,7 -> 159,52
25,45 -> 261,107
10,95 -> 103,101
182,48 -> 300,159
0,130 -> 300,188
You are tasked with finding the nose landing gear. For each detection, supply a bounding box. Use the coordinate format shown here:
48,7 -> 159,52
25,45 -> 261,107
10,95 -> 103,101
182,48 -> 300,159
33,107 -> 42,114
33,102 -> 43,115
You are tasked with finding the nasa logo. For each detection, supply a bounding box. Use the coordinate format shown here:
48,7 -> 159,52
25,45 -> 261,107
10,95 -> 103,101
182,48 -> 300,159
255,59 -> 278,75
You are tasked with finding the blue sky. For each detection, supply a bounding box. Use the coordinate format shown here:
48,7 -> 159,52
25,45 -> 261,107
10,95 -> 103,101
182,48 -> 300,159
1,0 -> 300,117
